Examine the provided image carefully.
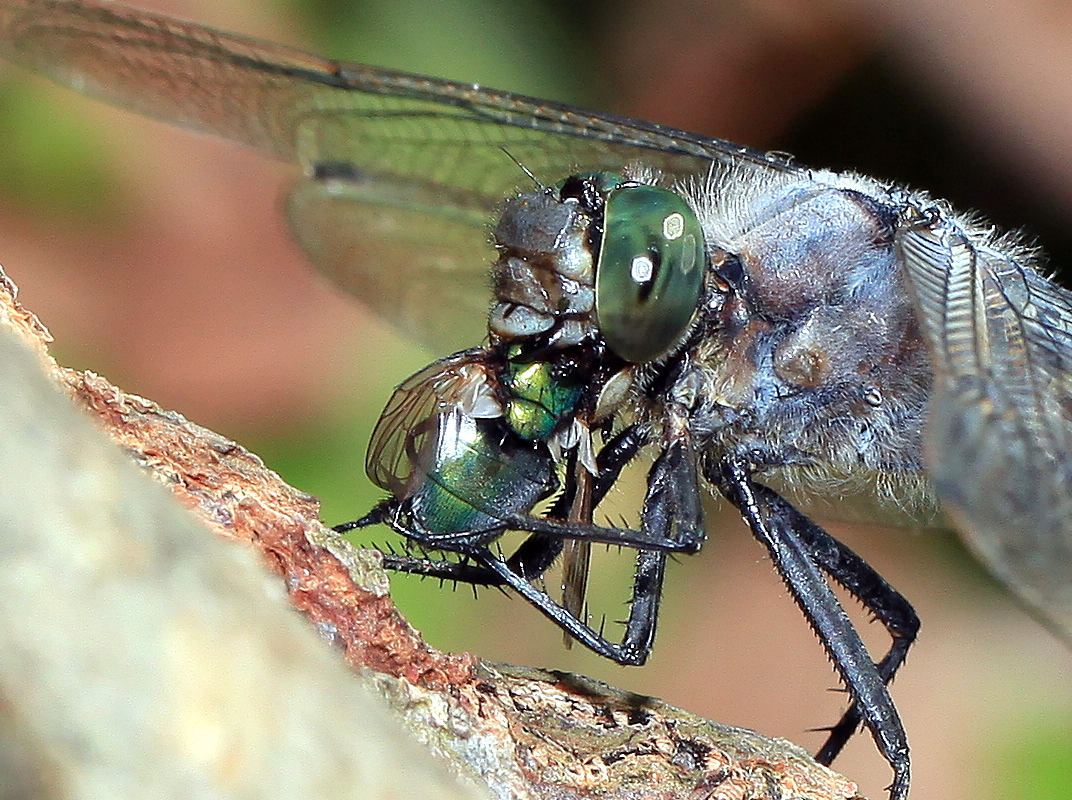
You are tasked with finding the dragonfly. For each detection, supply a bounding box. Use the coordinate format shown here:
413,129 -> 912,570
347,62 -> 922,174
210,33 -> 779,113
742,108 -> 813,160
3,2 -> 1072,799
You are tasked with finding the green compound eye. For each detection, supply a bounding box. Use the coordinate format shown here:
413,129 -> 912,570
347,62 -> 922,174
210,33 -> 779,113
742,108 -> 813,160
596,184 -> 705,363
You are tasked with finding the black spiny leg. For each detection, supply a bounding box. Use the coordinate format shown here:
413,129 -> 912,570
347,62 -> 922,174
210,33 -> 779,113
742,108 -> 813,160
337,501 -> 670,664
334,428 -> 703,664
340,514 -> 565,587
511,431 -> 708,554
473,542 -> 668,664
334,497 -> 555,584
500,424 -> 706,554
385,534 -> 564,585
710,458 -> 911,800
746,483 -> 920,765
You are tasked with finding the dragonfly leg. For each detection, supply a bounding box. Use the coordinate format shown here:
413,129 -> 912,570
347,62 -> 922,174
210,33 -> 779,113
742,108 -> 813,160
745,483 -> 920,765
345,513 -> 668,663
340,520 -> 565,586
546,424 -> 649,638
641,431 -> 706,550
482,435 -> 697,662
379,552 -> 506,584
504,436 -> 707,553
336,424 -> 694,662
474,543 -> 667,665
386,533 -> 564,584
710,458 -> 911,800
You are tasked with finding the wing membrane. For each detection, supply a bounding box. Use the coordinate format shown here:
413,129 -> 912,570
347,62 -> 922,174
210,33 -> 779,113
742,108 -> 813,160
0,0 -> 794,347
285,175 -> 494,349
898,211 -> 1072,640
0,0 -> 791,190
365,349 -> 501,495
0,0 -> 788,179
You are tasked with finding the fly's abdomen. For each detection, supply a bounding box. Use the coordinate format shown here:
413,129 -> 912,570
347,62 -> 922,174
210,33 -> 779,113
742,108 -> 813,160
405,409 -> 554,539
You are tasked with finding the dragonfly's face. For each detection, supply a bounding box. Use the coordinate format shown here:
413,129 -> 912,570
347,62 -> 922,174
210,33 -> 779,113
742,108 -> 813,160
492,171 -> 706,364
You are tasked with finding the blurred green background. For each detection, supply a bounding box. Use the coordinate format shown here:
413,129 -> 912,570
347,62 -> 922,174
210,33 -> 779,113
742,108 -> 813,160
1,1 -> 1071,798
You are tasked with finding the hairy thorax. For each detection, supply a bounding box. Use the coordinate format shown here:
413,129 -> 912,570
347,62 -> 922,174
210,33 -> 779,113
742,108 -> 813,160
679,169 -> 935,511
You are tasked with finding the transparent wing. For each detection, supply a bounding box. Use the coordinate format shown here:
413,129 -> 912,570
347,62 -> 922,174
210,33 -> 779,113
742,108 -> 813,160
365,348 -> 501,495
284,175 -> 496,349
898,209 -> 1072,641
0,0 -> 797,350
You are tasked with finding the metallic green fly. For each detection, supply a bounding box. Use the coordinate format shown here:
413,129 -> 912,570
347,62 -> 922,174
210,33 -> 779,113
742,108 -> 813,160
4,3 -> 1072,799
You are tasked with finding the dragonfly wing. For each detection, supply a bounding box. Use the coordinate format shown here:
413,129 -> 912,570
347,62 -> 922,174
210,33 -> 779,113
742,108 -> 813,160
0,0 -> 792,181
898,208 -> 1072,641
286,174 -> 493,351
0,0 -> 799,348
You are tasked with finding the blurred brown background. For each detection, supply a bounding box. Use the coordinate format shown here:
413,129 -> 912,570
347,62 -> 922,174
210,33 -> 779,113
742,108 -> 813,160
1,1 -> 1071,798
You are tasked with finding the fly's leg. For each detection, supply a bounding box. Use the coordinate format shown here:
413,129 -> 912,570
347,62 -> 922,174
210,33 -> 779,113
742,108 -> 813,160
333,497 -> 392,534
547,424 -> 649,516
710,458 -> 910,800
747,483 -> 920,764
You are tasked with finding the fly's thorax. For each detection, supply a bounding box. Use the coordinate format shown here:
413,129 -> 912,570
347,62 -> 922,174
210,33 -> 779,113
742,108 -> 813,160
492,340 -> 633,475
501,343 -> 585,441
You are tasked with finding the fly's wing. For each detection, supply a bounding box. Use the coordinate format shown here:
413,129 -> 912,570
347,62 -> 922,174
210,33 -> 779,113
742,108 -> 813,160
365,348 -> 501,496
897,207 -> 1072,641
559,456 -> 595,645
0,0 -> 797,351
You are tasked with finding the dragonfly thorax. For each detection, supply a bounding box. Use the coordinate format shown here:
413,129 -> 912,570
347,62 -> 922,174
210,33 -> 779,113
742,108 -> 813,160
676,171 -> 934,504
